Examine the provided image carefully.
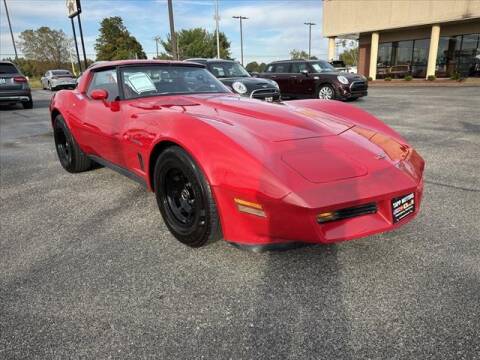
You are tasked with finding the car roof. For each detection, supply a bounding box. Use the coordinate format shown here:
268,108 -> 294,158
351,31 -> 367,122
185,58 -> 236,63
0,61 -> 15,65
269,59 -> 324,64
89,59 -> 205,70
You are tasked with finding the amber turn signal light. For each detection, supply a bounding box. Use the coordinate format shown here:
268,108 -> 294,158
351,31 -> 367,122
234,198 -> 266,217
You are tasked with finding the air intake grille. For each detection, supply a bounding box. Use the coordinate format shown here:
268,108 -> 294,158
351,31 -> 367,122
317,202 -> 377,223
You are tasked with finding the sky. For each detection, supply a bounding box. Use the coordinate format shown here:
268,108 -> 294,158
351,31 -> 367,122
0,0 -> 328,64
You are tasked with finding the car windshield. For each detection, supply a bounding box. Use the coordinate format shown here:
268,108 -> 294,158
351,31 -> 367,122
310,61 -> 336,73
207,62 -> 250,78
52,70 -> 73,76
120,65 -> 229,99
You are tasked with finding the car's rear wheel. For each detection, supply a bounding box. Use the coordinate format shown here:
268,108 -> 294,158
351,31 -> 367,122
154,146 -> 222,247
53,115 -> 92,173
317,84 -> 335,100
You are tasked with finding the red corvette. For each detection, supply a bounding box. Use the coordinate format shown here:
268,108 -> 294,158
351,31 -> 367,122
50,60 -> 424,250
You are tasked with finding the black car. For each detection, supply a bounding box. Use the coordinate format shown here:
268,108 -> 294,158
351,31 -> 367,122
0,61 -> 32,109
185,58 -> 281,102
259,59 -> 368,101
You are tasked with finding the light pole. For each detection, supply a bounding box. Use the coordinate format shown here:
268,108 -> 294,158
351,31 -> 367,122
154,36 -> 161,58
214,0 -> 220,58
233,15 -> 248,66
167,0 -> 178,59
304,22 -> 316,59
3,0 -> 18,60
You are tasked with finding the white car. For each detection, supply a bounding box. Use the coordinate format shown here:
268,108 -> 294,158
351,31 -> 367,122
41,70 -> 77,91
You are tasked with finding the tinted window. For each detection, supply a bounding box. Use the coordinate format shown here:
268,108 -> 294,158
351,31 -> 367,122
207,62 -> 250,78
290,62 -> 308,73
0,63 -> 19,74
273,63 -> 290,73
87,69 -> 119,101
120,65 -> 229,99
266,65 -> 274,73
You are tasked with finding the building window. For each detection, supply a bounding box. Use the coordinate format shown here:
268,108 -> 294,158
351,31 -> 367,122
436,33 -> 480,77
376,39 -> 429,78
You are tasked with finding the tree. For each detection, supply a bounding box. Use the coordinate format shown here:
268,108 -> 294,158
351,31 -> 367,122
245,61 -> 259,72
245,61 -> 268,73
289,49 -> 317,60
17,27 -> 72,67
95,17 -> 146,60
159,28 -> 231,60
338,40 -> 359,66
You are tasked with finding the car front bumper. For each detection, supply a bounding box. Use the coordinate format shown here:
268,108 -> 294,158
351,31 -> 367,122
337,81 -> 368,100
213,153 -> 424,249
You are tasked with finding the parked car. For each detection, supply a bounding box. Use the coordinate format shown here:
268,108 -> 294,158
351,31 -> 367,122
259,59 -> 368,100
185,58 -> 280,102
41,69 -> 77,90
50,60 -> 424,250
0,61 -> 32,109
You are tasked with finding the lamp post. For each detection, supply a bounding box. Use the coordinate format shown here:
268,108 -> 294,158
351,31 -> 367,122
3,0 -> 18,60
232,15 -> 248,65
304,22 -> 316,59
214,0 -> 220,58
167,0 -> 178,60
154,36 -> 161,58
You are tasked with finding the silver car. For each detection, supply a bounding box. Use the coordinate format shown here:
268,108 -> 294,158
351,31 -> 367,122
41,69 -> 77,91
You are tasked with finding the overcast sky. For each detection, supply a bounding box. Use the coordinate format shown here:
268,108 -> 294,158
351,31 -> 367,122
1,0 -> 328,64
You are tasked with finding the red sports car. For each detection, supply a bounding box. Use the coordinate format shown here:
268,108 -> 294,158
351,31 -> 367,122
50,60 -> 424,251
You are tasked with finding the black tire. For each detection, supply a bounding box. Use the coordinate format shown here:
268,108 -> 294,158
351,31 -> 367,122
22,98 -> 33,109
317,84 -> 336,100
53,115 -> 92,173
154,146 -> 222,247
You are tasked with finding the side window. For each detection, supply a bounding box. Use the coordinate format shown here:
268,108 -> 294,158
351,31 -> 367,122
266,64 -> 274,73
291,62 -> 307,73
273,63 -> 290,73
87,69 -> 119,101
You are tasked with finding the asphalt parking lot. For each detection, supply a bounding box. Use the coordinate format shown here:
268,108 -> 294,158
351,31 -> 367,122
1,88 -> 479,359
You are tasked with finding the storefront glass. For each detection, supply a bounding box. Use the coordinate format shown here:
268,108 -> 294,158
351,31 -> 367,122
436,33 -> 480,77
376,39 -> 428,78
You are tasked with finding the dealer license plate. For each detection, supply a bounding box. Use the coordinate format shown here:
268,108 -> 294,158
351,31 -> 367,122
265,97 -> 273,102
0,78 -> 6,84
391,193 -> 415,223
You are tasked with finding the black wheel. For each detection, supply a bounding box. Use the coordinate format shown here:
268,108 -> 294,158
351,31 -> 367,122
22,97 -> 33,109
154,146 -> 222,247
53,115 -> 92,173
317,84 -> 335,100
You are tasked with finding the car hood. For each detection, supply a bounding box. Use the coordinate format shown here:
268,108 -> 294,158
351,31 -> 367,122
187,94 -> 353,141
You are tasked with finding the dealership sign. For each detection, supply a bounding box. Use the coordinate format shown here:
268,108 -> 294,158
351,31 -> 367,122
66,0 -> 81,18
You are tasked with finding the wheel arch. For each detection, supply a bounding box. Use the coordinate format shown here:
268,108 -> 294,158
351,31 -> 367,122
148,139 -> 180,191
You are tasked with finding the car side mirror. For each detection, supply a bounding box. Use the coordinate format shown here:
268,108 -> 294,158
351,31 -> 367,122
90,89 -> 108,101
301,69 -> 309,76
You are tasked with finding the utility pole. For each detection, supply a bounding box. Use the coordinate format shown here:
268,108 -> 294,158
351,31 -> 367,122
3,0 -> 18,60
214,0 -> 220,59
77,12 -> 88,68
154,36 -> 161,58
167,0 -> 178,60
304,22 -> 316,59
232,15 -> 248,66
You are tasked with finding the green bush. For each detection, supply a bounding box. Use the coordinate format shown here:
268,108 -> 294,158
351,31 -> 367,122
384,77 -> 392,81
367,76 -> 373,81
427,75 -> 436,81
404,75 -> 413,81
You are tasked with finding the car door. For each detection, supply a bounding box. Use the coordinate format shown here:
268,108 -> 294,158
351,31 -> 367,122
270,63 -> 291,97
78,68 -> 124,166
291,62 -> 317,98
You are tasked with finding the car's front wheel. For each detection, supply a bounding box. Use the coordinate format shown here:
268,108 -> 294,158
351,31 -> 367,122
317,84 -> 335,100
53,115 -> 92,173
154,146 -> 222,247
